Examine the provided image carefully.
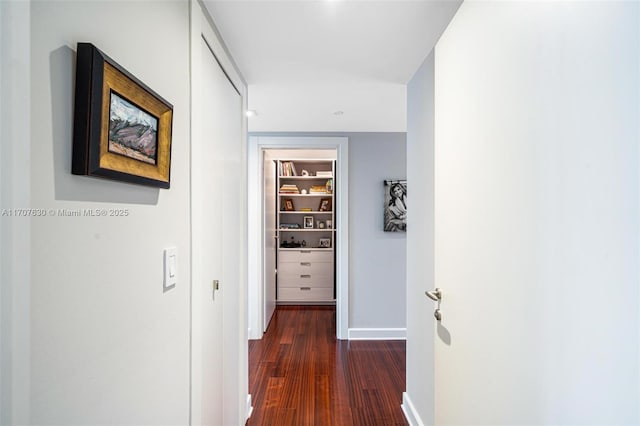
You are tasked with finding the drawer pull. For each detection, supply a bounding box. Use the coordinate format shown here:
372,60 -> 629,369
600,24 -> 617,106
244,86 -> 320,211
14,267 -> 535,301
300,250 -> 311,254
300,287 -> 311,291
300,274 -> 311,278
300,262 -> 311,266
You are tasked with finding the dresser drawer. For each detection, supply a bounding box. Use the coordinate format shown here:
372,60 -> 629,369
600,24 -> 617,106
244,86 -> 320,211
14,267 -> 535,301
279,250 -> 333,263
278,287 -> 333,302
278,261 -> 333,276
278,272 -> 333,288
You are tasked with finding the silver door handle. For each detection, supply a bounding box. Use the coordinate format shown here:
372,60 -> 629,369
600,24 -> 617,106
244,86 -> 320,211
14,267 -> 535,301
425,288 -> 442,301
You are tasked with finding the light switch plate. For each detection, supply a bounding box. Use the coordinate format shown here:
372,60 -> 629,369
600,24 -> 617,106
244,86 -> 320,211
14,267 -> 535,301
164,247 -> 177,291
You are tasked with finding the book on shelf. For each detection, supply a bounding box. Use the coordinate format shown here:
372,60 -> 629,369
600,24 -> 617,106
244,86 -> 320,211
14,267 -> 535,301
279,184 -> 300,194
279,161 -> 298,176
316,171 -> 332,177
309,185 -> 328,194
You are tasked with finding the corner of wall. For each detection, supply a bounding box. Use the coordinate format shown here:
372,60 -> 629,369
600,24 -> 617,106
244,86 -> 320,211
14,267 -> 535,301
401,392 -> 426,426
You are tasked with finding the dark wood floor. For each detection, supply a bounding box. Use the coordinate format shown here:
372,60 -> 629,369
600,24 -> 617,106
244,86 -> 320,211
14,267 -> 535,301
247,306 -> 408,426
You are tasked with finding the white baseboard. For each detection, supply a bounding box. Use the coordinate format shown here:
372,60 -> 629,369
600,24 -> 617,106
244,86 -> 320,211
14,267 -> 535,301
401,392 -> 425,426
347,327 -> 406,340
245,394 -> 253,421
248,327 -> 263,340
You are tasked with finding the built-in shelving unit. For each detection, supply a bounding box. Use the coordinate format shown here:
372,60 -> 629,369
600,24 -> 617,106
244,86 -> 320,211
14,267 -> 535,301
276,159 -> 335,303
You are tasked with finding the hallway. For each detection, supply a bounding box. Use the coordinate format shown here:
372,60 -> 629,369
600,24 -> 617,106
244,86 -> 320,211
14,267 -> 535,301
247,306 -> 407,425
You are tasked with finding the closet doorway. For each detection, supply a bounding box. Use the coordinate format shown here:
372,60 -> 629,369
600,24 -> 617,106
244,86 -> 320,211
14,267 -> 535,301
248,137 -> 349,340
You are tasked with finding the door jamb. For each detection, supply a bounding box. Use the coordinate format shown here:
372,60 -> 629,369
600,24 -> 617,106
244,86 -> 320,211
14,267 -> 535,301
248,136 -> 349,340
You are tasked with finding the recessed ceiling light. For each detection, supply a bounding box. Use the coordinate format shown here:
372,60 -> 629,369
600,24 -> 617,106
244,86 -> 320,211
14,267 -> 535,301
333,110 -> 344,116
246,110 -> 257,117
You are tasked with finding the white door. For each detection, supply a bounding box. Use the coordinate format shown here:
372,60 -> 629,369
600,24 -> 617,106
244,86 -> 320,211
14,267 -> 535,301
263,153 -> 277,331
193,38 -> 242,426
431,2 -> 639,424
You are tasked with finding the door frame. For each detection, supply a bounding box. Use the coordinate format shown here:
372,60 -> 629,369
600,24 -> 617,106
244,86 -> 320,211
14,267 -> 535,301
248,136 -> 349,340
0,1 -> 32,423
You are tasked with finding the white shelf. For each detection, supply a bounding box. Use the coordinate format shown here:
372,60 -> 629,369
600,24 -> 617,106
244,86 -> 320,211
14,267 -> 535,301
278,193 -> 333,197
280,211 -> 332,214
276,158 -> 336,303
278,248 -> 334,251
279,229 -> 335,232
279,176 -> 332,179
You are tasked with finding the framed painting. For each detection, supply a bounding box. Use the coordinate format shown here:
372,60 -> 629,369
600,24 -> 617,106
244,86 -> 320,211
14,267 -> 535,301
384,180 -> 407,232
72,42 -> 173,188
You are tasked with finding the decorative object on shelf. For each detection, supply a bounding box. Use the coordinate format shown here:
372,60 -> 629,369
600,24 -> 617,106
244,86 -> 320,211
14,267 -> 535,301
301,170 -> 309,176
281,237 -> 302,248
283,198 -> 295,211
303,216 -> 314,229
317,221 -> 325,229
280,223 -> 301,229
316,171 -> 333,178
326,219 -> 332,229
72,42 -> 173,188
319,238 -> 331,248
301,189 -> 308,195
384,179 -> 407,232
325,179 -> 333,193
318,198 -> 332,212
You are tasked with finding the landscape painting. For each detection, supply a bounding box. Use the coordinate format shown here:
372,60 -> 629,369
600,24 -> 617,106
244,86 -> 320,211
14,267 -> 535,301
108,92 -> 158,165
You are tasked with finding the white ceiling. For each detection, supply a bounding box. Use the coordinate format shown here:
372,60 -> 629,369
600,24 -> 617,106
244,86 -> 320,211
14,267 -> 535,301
203,0 -> 462,132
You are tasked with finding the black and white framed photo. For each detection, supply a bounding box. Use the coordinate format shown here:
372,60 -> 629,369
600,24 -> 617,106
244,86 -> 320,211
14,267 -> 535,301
303,216 -> 314,229
319,238 -> 331,248
384,180 -> 407,232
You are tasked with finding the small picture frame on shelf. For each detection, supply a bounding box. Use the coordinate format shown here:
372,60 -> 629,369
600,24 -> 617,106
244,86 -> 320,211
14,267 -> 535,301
319,238 -> 331,248
283,198 -> 295,211
303,216 -> 314,229
318,198 -> 332,212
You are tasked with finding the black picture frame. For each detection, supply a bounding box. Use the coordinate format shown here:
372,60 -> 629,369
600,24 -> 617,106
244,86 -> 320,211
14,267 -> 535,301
283,198 -> 295,211
318,198 -> 332,212
72,42 -> 173,188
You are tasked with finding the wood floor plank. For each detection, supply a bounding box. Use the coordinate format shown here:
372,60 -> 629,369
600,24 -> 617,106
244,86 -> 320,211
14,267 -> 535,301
247,306 -> 407,426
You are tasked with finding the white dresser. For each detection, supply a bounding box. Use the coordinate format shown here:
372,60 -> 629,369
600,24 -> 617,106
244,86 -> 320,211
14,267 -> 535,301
277,249 -> 334,302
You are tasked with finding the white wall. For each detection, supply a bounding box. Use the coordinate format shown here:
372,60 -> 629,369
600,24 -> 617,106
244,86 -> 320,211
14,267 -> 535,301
348,133 -> 406,336
249,132 -> 407,338
29,1 -> 191,423
1,1 -> 32,424
403,52 -> 434,425
406,1 -> 639,424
